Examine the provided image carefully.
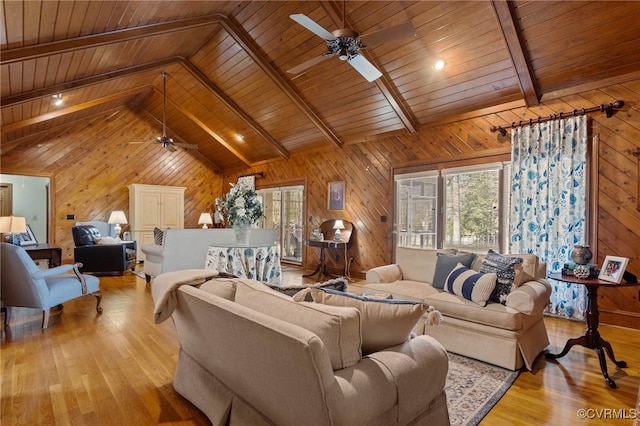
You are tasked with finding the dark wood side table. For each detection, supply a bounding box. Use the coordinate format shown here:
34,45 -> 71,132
303,239 -> 347,281
23,244 -> 63,268
546,272 -> 639,388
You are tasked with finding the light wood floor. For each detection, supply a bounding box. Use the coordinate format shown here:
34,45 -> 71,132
2,265 -> 639,425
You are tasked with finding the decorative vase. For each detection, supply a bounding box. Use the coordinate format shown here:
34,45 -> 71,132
570,245 -> 593,265
234,225 -> 251,246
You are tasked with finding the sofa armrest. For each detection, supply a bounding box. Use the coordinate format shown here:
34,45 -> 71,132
506,278 -> 552,315
366,264 -> 402,283
141,243 -> 163,257
363,335 -> 448,425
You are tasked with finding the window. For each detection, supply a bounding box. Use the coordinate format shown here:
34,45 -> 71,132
257,185 -> 304,264
395,162 -> 510,253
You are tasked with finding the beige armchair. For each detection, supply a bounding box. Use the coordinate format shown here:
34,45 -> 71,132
0,243 -> 102,329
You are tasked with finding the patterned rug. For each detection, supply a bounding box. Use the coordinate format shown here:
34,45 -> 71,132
445,353 -> 519,426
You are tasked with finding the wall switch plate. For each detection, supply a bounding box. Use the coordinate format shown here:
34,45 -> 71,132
381,215 -> 387,222
66,214 -> 75,220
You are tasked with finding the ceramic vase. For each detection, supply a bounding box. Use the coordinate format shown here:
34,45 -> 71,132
570,245 -> 593,265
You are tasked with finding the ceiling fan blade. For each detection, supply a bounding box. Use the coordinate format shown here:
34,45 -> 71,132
347,54 -> 382,82
173,142 -> 198,150
290,14 -> 336,40
360,21 -> 416,48
165,144 -> 177,152
287,53 -> 333,74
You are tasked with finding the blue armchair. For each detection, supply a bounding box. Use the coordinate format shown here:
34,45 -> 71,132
0,243 -> 102,329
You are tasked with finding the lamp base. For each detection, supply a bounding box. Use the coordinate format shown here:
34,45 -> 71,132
334,229 -> 342,241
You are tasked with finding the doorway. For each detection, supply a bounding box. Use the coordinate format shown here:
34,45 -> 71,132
258,185 -> 304,264
0,175 -> 50,243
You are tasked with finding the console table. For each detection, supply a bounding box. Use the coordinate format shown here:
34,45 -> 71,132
24,244 -> 62,268
205,244 -> 282,285
546,272 -> 639,388
303,239 -> 348,281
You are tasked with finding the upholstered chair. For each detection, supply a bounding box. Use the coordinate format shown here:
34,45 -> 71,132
0,243 -> 102,329
72,225 -> 136,275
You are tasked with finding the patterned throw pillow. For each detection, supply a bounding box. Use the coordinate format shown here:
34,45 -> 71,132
432,252 -> 477,289
480,249 -> 523,305
445,263 -> 497,306
267,276 -> 348,298
153,227 -> 164,245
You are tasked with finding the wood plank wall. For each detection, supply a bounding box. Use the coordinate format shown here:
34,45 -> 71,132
0,107 -> 222,262
2,79 -> 638,328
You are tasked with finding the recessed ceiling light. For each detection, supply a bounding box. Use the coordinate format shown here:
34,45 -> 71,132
434,60 -> 445,71
52,93 -> 64,106
236,134 -> 244,141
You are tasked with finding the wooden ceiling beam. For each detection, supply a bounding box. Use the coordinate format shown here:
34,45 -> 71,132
179,60 -> 291,160
1,86 -> 151,133
156,87 -> 252,168
490,0 -> 539,107
217,15 -> 343,149
0,16 -> 218,65
1,57 -> 182,108
321,1 -> 419,133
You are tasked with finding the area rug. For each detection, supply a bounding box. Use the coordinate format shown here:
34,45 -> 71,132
445,353 -> 519,426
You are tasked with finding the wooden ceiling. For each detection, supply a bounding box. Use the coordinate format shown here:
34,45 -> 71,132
2,1 -> 640,171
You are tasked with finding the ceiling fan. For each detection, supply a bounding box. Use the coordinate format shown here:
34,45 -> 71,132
287,4 -> 416,82
131,71 -> 198,152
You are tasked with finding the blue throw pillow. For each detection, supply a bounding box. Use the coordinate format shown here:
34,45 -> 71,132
445,263 -> 497,306
480,249 -> 523,305
432,252 -> 477,289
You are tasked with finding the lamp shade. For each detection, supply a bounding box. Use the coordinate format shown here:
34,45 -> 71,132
333,219 -> 345,230
198,213 -> 213,225
0,216 -> 27,233
108,211 -> 128,225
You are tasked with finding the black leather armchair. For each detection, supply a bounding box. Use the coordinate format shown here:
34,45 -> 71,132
72,225 -> 136,276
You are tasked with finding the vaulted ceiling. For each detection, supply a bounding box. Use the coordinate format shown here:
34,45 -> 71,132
2,1 -> 640,171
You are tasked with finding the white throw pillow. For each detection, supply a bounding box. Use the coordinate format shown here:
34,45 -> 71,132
95,236 -> 118,245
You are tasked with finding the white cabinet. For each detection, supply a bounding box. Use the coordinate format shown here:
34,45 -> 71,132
128,184 -> 185,259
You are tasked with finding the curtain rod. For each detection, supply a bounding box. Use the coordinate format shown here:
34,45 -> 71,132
490,100 -> 624,137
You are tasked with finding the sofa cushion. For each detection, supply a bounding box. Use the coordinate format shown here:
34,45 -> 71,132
305,288 -> 428,354
433,253 -> 476,289
361,281 -> 441,302
480,250 -> 523,305
233,279 -> 362,370
95,236 -> 119,245
396,247 -> 457,283
426,292 -> 526,331
199,278 -> 237,300
445,263 -> 497,306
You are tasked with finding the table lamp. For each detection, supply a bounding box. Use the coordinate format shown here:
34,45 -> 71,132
108,210 -> 128,240
0,215 -> 27,245
333,219 -> 345,241
198,212 -> 213,229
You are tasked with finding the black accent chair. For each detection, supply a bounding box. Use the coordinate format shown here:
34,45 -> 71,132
72,225 -> 136,276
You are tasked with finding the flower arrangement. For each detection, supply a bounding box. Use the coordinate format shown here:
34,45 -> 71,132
215,181 -> 264,227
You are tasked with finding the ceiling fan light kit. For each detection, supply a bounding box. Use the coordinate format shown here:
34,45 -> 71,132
288,13 -> 415,83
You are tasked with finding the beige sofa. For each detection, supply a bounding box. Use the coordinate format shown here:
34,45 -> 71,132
363,247 -> 551,370
152,270 -> 451,426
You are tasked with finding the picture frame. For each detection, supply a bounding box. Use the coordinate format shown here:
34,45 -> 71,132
18,224 -> 38,246
598,255 -> 629,284
327,181 -> 345,210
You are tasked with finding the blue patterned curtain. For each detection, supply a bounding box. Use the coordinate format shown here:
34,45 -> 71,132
509,115 -> 588,320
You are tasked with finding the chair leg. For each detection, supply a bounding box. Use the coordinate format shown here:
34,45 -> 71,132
42,309 -> 50,329
4,306 -> 11,326
94,291 -> 103,313
145,274 -> 151,283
